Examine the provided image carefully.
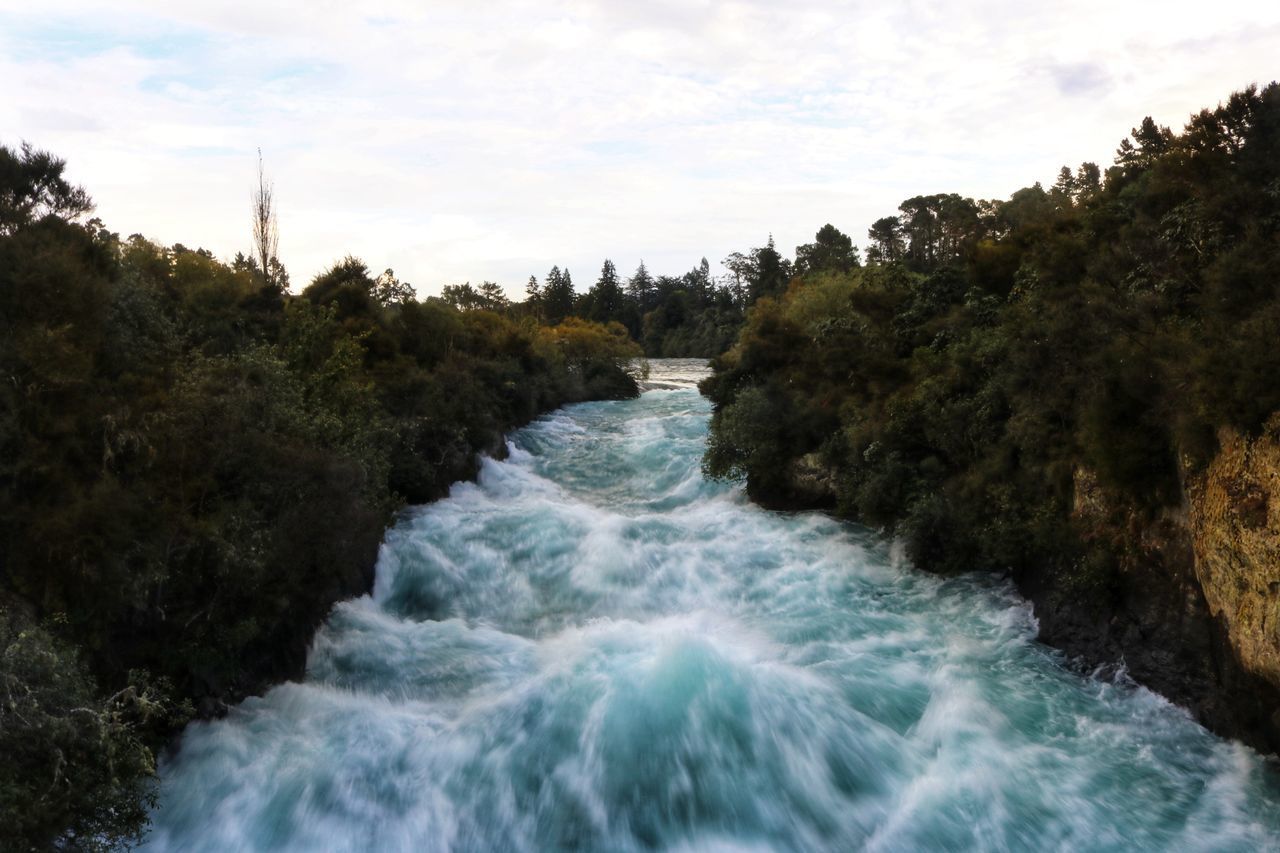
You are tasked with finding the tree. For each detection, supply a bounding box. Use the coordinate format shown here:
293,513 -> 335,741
251,149 -> 281,291
747,235 -> 792,303
374,268 -> 416,306
585,259 -> 625,324
795,224 -> 860,276
302,255 -> 379,321
684,257 -> 713,304
722,251 -> 752,302
442,282 -> 482,310
0,610 -> 169,851
0,142 -> 92,234
1133,116 -> 1174,157
477,281 -> 509,311
1052,166 -> 1078,205
996,183 -> 1054,235
442,281 -> 506,312
1075,162 -> 1102,199
268,257 -> 291,292
722,239 -> 793,304
627,261 -> 656,314
524,275 -> 542,320
542,265 -> 575,325
936,194 -> 983,261
1116,117 -> 1173,170
898,197 -> 940,269
866,216 -> 905,264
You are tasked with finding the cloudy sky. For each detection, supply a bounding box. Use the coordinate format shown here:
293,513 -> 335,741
2,1 -> 1277,296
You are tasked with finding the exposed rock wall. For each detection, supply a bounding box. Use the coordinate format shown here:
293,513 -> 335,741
1042,443 -> 1280,753
1186,418 -> 1280,702
1043,470 -> 1243,736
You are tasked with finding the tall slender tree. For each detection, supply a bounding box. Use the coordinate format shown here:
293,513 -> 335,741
251,148 -> 280,291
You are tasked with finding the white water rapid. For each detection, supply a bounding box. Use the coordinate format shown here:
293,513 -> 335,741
144,359 -> 1280,852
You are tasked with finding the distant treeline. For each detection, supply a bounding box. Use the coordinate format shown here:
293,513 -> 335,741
436,221 -> 864,359
0,145 -> 640,850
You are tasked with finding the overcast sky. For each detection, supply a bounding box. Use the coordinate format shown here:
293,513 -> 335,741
2,1 -> 1277,297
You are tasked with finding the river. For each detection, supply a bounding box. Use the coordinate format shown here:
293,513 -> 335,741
144,359 -> 1280,852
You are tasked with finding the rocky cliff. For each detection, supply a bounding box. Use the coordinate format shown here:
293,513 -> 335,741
1183,418 -> 1280,743
1039,464 -> 1280,752
1024,427 -> 1280,753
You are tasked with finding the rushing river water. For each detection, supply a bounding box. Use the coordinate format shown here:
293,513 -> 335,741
146,359 -> 1280,852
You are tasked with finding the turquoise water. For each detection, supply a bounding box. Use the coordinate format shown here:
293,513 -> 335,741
146,360 -> 1280,852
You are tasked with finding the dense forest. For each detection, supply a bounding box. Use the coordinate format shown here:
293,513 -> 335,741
0,146 -> 643,850
703,84 -> 1280,745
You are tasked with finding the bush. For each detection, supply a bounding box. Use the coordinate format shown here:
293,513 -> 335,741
0,606 -> 172,851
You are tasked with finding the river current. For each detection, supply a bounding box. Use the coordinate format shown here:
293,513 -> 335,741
145,359 -> 1280,852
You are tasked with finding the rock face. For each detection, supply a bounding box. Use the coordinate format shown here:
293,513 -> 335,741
1039,436 -> 1280,753
1186,419 -> 1280,712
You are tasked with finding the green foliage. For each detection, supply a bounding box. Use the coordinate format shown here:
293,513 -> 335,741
440,280 -> 504,312
1,606 -> 186,851
541,265 -> 575,326
722,235 -> 792,304
703,386 -> 792,491
703,83 -> 1280,586
794,224 -> 860,276
522,253 -> 748,358
581,259 -> 626,325
0,142 -> 92,234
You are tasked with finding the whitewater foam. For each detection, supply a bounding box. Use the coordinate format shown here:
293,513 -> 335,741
145,359 -> 1280,852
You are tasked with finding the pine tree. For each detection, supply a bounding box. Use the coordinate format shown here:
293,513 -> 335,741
865,216 -> 905,265
587,259 -> 625,324
542,265 -> 575,325
627,261 -> 655,314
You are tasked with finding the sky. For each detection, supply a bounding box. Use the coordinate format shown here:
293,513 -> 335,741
1,1 -> 1278,298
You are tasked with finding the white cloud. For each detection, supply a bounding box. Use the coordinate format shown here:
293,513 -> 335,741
1,0 -> 1278,295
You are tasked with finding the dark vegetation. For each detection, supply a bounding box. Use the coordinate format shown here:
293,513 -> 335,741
443,227 -> 863,358
0,144 -> 640,850
446,257 -> 746,357
703,83 -> 1280,740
